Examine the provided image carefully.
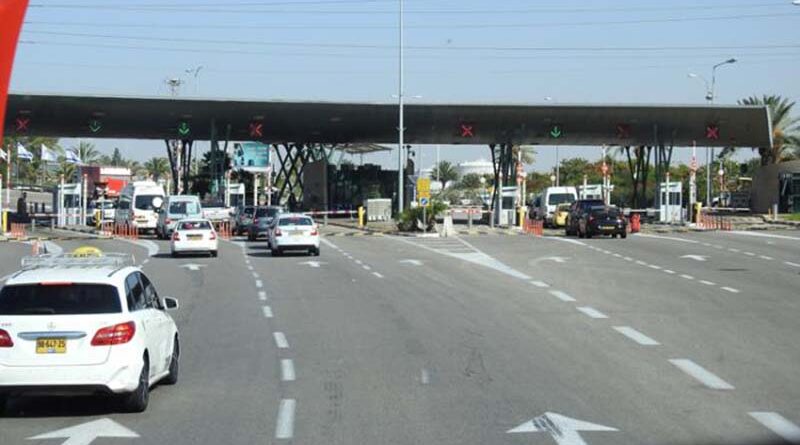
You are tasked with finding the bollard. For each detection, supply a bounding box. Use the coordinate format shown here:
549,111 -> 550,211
358,206 -> 365,228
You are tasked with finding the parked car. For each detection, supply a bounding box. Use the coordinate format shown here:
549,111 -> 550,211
565,199 -> 606,236
268,213 -> 320,256
247,206 -> 284,242
170,219 -> 219,257
156,195 -> 203,239
578,206 -> 627,239
232,205 -> 255,236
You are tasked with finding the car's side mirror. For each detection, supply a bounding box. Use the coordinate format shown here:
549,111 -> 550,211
162,297 -> 179,311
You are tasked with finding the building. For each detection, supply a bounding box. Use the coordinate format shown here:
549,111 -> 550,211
456,159 -> 494,177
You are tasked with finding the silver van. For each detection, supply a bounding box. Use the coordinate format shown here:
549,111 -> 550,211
156,195 -> 203,239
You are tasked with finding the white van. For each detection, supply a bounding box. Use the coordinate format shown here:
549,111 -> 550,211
115,181 -> 166,233
532,186 -> 578,225
156,195 -> 203,239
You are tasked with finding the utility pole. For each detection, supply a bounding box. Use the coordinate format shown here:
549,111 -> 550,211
396,0 -> 405,215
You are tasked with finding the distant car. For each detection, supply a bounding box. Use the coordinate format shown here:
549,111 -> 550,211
232,206 -> 255,236
247,206 -> 284,242
578,206 -> 627,239
268,213 -> 320,256
156,195 -> 203,240
88,200 -> 116,226
565,199 -> 606,236
170,219 -> 219,257
0,249 -> 180,413
531,186 -> 578,226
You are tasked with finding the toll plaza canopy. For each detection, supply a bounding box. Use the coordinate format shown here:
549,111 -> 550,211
5,92 -> 772,148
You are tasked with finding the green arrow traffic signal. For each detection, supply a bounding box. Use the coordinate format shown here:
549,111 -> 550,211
177,122 -> 191,136
549,125 -> 563,139
88,120 -> 102,134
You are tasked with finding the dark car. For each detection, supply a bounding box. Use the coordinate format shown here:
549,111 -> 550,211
247,206 -> 284,241
233,205 -> 255,235
578,206 -> 627,239
565,199 -> 605,236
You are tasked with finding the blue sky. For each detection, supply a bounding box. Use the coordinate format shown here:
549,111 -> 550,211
9,0 -> 800,171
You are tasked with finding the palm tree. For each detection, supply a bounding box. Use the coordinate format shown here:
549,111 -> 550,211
55,156 -> 77,181
71,141 -> 100,165
144,157 -> 170,181
737,95 -> 800,165
513,145 -> 537,165
431,161 -> 459,186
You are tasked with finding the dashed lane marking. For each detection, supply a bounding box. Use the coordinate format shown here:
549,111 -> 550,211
530,280 -> 550,288
728,248 -> 740,253
721,286 -> 740,293
613,326 -> 660,346
258,291 -> 267,301
372,272 -> 384,278
275,399 -> 296,439
420,368 -> 430,385
744,252 -> 756,256
663,269 -> 676,274
362,265 -> 371,270
680,274 -> 694,280
273,332 -> 289,349
749,412 -> 800,443
262,306 -> 273,318
247,265 -> 254,271
648,264 -> 662,270
634,233 -> 700,244
699,280 -> 716,286
635,260 -> 647,266
252,271 -> 259,278
549,290 -> 576,302
280,359 -> 296,382
624,257 -> 633,262
255,280 -> 263,288
669,359 -> 734,390
786,261 -> 800,268
576,306 -> 608,319
759,255 -> 774,260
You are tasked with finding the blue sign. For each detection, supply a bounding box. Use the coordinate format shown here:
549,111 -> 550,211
420,197 -> 429,206
232,142 -> 271,172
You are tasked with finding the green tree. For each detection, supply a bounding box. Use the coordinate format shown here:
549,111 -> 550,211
54,155 -> 78,182
70,141 -> 100,165
431,161 -> 459,186
110,147 -> 124,166
459,173 -> 483,189
513,145 -> 537,165
737,95 -> 800,165
144,157 -> 170,181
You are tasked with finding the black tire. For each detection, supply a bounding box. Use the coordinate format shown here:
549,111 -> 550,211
271,247 -> 281,257
585,230 -> 593,239
162,338 -> 179,385
119,356 -> 149,413
578,229 -> 585,239
210,250 -> 218,258
612,233 -> 618,239
0,394 -> 9,416
171,251 -> 178,258
621,232 -> 627,239
312,247 -> 320,257
248,234 -> 255,242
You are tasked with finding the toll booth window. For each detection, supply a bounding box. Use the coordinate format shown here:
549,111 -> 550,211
179,221 -> 212,230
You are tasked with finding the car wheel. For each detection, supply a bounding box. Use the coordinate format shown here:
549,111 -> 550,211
171,251 -> 178,258
621,232 -> 627,239
271,247 -> 281,257
210,250 -> 218,258
0,394 -> 9,415
119,356 -> 149,413
162,338 -> 179,385
612,233 -> 617,239
585,230 -> 592,239
312,247 -> 320,256
578,228 -> 585,239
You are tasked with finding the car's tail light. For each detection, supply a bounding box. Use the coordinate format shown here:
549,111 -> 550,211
172,231 -> 180,241
0,329 -> 14,347
274,228 -> 282,237
209,232 -> 217,240
91,321 -> 135,346
165,218 -> 172,224
310,228 -> 319,236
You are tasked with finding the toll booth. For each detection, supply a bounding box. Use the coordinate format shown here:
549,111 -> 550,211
54,183 -> 82,225
779,172 -> 800,213
659,181 -> 683,223
227,183 -> 246,208
498,186 -> 518,226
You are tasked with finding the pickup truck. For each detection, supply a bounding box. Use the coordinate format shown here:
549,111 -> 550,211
201,200 -> 233,223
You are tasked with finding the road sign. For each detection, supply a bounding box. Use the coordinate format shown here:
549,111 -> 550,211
549,124 -> 563,139
14,116 -> 29,132
177,121 -> 191,137
417,177 -> 431,206
706,124 -> 720,140
616,123 -> 631,139
88,119 -> 102,134
508,412 -> 618,445
460,123 -> 475,138
249,121 -> 264,138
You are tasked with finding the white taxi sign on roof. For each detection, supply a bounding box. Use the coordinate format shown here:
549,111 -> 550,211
21,252 -> 135,270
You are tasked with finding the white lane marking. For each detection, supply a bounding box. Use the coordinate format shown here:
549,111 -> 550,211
247,265 -> 254,271
663,269 -> 675,274
280,359 -> 296,382
759,255 -> 773,260
27,418 -> 139,444
273,332 -> 289,349
702,243 -> 712,247
699,280 -> 716,286
549,237 -> 587,246
320,237 -> 339,249
255,280 -> 263,288
744,251 -> 756,256
680,254 -> 707,262
721,286 -> 740,293
680,274 -> 694,280
613,253 -> 622,258
362,265 -> 371,270
648,264 -> 662,270
613,326 -> 660,346
602,250 -> 611,255
549,290 -> 576,302
728,248 -> 740,253
576,306 -> 608,319
786,261 -> 800,268
624,257 -> 633,261
669,359 -> 734,390
635,260 -> 647,266
275,399 -> 296,439
729,230 -> 800,241
258,291 -> 267,301
262,306 -> 273,318
43,241 -> 64,255
712,244 -> 723,249
749,412 -> 800,443
142,259 -> 149,265
634,233 -> 700,244
420,368 -> 430,385
354,259 -> 363,265
252,271 -> 259,278
530,280 -> 550,288
372,272 -> 384,278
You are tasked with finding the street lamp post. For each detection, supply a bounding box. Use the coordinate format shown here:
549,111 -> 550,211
397,0 -> 405,215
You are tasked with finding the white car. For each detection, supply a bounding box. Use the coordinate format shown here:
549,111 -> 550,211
170,219 -> 219,258
268,213 -> 320,256
0,250 -> 180,413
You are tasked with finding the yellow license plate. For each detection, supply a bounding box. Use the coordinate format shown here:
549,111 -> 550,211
188,235 -> 202,240
36,338 -> 67,354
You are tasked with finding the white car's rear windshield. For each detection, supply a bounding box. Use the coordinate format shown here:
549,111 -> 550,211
0,284 -> 122,315
169,201 -> 201,215
178,221 -> 212,231
548,193 -> 576,205
135,194 -> 162,210
279,217 -> 313,226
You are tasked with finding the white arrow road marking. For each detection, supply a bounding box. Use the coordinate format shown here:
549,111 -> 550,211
613,326 -> 660,346
680,254 -> 708,262
508,412 -> 618,445
180,264 -> 207,271
537,256 -> 569,264
28,418 -> 139,445
749,412 -> 800,443
399,259 -> 423,266
275,399 -> 296,439
669,359 -> 734,390
298,261 -> 326,268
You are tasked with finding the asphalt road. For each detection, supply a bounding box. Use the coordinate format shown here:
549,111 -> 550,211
1,227 -> 798,445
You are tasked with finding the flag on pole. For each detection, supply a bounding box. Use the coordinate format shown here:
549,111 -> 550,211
40,143 -> 57,162
65,148 -> 82,164
16,142 -> 33,160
